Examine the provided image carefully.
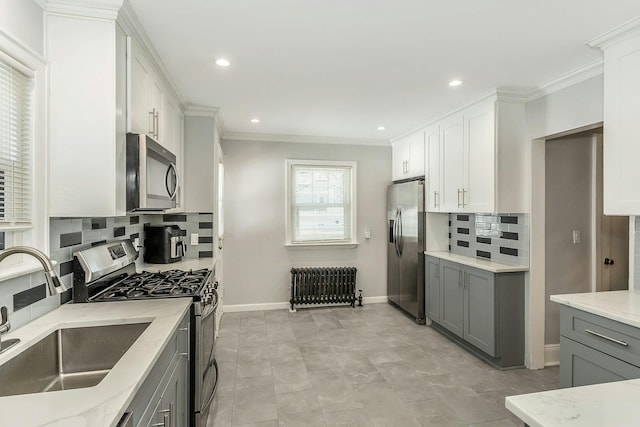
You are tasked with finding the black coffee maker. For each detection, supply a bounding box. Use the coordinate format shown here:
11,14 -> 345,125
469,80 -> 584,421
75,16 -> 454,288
144,225 -> 186,263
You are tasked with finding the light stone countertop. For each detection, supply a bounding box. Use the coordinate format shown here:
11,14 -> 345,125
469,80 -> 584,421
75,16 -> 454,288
0,298 -> 191,427
424,251 -> 529,273
505,377 -> 640,427
505,290 -> 640,426
550,290 -> 640,329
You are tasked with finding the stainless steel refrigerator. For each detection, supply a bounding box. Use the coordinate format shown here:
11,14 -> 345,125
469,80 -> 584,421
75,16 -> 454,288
387,178 -> 425,324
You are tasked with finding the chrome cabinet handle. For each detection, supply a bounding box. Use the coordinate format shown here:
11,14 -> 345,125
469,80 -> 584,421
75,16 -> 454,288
462,189 -> 467,207
155,111 -> 160,140
585,329 -> 628,346
180,324 -> 189,359
457,189 -> 462,208
149,110 -> 155,136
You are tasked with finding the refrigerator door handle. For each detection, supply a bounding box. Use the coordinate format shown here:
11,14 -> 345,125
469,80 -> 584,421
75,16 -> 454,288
396,208 -> 402,256
397,208 -> 403,255
393,208 -> 399,256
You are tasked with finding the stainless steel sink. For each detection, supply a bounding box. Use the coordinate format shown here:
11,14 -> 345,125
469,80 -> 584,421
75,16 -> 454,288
0,322 -> 150,397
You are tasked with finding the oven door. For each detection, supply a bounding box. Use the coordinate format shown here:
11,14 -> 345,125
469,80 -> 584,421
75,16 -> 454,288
195,291 -> 218,427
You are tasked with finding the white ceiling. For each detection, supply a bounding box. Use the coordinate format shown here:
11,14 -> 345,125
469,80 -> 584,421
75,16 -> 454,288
128,0 -> 640,142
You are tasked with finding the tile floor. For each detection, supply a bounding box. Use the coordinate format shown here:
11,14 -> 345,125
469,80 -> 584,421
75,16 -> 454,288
207,303 -> 559,427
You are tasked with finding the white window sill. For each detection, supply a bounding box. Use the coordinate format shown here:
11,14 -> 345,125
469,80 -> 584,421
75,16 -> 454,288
0,258 -> 57,282
285,242 -> 359,250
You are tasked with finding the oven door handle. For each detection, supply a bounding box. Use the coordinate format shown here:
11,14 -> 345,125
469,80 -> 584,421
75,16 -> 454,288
201,359 -> 218,414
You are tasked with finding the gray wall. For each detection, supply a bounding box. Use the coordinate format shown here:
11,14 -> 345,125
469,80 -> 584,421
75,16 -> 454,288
544,134 -> 594,345
220,139 -> 390,306
184,116 -> 215,213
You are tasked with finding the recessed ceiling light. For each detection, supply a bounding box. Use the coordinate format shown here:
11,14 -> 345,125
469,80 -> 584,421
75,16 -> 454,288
377,126 -> 386,131
449,80 -> 462,87
251,118 -> 260,123
215,58 -> 230,67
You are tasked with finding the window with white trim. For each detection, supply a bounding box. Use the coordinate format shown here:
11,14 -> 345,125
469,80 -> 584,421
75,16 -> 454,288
0,56 -> 32,226
285,159 -> 357,246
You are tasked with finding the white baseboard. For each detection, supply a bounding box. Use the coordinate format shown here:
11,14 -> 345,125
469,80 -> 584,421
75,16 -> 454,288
223,302 -> 290,313
363,296 -> 388,304
544,344 -> 560,366
223,296 -> 388,313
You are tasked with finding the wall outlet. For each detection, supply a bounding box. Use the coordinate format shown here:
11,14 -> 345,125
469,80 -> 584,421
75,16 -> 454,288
364,225 -> 371,239
191,233 -> 199,245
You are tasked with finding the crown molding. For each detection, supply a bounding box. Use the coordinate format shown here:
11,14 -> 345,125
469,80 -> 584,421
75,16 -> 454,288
184,105 -> 220,117
588,16 -> 640,48
118,1 -> 186,107
183,105 -> 227,135
525,60 -> 603,102
0,29 -> 47,70
44,0 -> 124,20
223,132 -> 390,147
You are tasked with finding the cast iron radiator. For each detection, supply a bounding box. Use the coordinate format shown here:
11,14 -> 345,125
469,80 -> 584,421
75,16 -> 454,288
289,267 -> 357,311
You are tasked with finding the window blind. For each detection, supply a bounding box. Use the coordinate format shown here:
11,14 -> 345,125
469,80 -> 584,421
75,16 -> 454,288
0,58 -> 32,224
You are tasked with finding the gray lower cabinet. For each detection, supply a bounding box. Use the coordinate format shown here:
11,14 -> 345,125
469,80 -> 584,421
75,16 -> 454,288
425,256 -> 524,368
463,266 -> 495,356
439,260 -> 464,338
425,256 -> 441,322
118,309 -> 190,427
559,306 -> 640,388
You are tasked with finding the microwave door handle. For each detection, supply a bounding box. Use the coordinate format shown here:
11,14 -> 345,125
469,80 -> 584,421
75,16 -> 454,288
165,162 -> 179,200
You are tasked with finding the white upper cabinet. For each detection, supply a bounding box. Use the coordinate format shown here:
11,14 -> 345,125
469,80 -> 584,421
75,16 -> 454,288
439,113 -> 465,212
464,101 -> 495,213
392,131 -> 425,181
425,94 -> 526,214
48,11 -> 127,217
590,22 -> 640,214
128,38 -> 166,147
425,124 -> 441,211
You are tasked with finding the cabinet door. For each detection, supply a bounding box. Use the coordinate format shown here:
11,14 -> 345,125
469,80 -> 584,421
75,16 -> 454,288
425,125 -> 440,212
425,256 -> 440,323
601,32 -> 640,214
464,102 -> 495,213
439,260 -> 464,337
160,355 -> 188,427
463,267 -> 496,356
149,74 -> 165,143
391,141 -> 407,181
408,131 -> 425,178
560,336 -> 640,388
129,41 -> 151,136
440,114 -> 464,213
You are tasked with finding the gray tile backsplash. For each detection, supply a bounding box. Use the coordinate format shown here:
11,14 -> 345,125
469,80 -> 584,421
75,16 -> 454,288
449,213 -> 530,266
0,211 -> 215,331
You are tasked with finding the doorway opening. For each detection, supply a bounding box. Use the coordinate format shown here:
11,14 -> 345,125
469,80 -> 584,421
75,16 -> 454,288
543,127 -> 629,363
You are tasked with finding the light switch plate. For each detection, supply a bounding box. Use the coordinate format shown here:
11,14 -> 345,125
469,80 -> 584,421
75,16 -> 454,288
572,230 -> 581,244
191,233 -> 199,245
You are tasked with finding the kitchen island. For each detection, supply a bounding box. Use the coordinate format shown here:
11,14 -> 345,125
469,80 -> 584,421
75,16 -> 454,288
506,290 -> 640,426
0,298 -> 191,426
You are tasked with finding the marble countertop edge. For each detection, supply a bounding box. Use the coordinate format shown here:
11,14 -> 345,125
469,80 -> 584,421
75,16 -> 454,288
424,250 -> 529,273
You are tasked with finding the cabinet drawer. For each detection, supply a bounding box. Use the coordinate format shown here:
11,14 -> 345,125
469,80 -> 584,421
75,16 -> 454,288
560,336 -> 640,388
560,306 -> 640,368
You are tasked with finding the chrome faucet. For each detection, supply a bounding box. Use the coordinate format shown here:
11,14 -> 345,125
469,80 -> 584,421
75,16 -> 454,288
0,246 -> 67,295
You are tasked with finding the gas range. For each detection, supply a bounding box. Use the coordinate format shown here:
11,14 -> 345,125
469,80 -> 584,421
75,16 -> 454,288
91,268 -> 211,301
72,240 -> 215,309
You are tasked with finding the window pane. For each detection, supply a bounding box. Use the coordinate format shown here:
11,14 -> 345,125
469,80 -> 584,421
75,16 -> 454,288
294,206 -> 346,241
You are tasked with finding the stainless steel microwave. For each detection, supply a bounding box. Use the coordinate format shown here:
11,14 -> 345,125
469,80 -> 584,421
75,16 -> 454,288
126,133 -> 178,211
